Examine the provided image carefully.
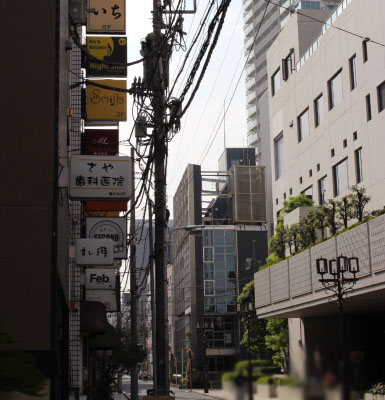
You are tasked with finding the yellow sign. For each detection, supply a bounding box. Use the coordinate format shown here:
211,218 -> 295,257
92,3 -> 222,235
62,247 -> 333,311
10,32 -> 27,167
87,0 -> 126,33
86,80 -> 127,121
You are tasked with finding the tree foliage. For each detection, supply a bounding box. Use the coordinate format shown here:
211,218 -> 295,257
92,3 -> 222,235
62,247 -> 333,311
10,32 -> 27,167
265,319 -> 289,373
350,185 -> 370,221
336,195 -> 353,229
268,223 -> 287,259
279,194 -> 314,220
0,323 -> 46,396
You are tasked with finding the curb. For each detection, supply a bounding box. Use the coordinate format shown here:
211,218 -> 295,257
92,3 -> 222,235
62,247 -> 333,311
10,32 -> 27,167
191,390 -> 227,400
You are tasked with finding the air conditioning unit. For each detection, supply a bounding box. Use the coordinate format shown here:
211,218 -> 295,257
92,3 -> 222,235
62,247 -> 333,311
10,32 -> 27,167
69,0 -> 86,25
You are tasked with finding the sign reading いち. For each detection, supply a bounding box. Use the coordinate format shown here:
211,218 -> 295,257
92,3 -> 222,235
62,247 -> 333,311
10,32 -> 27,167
69,155 -> 132,200
87,0 -> 126,34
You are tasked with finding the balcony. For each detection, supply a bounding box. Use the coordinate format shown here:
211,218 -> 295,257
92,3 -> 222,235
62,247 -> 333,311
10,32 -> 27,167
247,104 -> 257,119
246,76 -> 256,92
244,22 -> 254,38
243,0 -> 253,12
254,213 -> 385,318
246,90 -> 257,104
247,118 -> 257,132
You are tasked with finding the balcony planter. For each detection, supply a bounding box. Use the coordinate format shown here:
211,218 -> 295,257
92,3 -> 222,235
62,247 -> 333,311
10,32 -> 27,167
364,394 -> 385,400
276,385 -> 304,400
256,376 -> 276,398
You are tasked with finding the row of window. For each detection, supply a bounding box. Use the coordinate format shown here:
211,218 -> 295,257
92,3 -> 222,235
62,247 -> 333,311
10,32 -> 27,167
271,38 -> 370,97
275,147 -> 363,208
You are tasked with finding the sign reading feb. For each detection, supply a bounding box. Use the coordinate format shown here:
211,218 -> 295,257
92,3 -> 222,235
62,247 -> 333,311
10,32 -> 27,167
75,238 -> 114,266
69,155 -> 132,200
85,269 -> 116,289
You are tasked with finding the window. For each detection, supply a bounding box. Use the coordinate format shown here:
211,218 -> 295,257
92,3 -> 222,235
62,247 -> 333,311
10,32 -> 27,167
282,49 -> 294,81
314,94 -> 324,127
366,94 -> 372,121
328,69 -> 343,109
271,68 -> 281,96
343,139 -> 347,148
333,158 -> 349,196
301,185 -> 313,200
298,108 -> 309,141
349,55 -> 357,90
317,163 -> 320,171
203,247 -> 214,262
309,169 -> 312,177
289,188 -> 293,195
377,81 -> 385,112
299,176 -> 303,184
331,148 -> 335,157
353,131 -> 358,141
204,280 -> 214,296
355,147 -> 363,183
362,39 -> 368,63
274,133 -> 283,180
318,176 -> 328,205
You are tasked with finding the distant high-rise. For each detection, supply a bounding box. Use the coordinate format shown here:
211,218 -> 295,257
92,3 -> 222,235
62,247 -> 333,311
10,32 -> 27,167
242,0 -> 340,231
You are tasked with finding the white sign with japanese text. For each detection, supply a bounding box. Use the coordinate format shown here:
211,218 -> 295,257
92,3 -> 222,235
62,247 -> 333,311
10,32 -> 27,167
85,268 -> 116,289
86,289 -> 118,312
75,238 -> 114,266
87,0 -> 126,33
69,155 -> 132,200
86,217 -> 127,259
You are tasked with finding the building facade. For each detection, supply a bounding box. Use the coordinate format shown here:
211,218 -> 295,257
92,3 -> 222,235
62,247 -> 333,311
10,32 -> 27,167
252,0 -> 385,389
172,150 -> 268,383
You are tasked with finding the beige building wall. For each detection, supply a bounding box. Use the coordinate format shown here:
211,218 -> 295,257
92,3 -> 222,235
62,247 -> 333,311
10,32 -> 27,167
266,0 -> 385,224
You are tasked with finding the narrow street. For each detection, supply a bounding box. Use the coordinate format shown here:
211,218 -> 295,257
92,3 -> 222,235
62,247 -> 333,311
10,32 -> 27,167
122,376 -> 218,400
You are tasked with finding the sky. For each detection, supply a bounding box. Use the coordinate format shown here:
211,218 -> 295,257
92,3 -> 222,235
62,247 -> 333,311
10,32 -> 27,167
122,0 -> 247,216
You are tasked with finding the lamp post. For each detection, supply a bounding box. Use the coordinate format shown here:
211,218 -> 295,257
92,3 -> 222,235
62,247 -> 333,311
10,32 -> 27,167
316,255 -> 360,400
239,301 -> 255,400
197,320 -> 213,393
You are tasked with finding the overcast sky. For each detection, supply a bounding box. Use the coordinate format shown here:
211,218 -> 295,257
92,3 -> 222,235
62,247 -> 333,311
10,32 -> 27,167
122,0 -> 247,216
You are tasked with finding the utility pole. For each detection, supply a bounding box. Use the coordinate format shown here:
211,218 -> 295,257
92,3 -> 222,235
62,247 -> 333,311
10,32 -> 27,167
130,147 -> 138,400
148,202 -> 157,394
152,0 -> 170,396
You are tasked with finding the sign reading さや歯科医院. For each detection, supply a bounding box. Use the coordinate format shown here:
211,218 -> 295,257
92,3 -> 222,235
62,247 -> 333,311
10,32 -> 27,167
69,155 -> 132,200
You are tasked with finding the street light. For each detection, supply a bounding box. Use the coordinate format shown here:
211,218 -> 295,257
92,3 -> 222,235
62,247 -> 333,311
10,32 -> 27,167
197,320 -> 213,393
316,255 -> 360,400
238,301 -> 255,400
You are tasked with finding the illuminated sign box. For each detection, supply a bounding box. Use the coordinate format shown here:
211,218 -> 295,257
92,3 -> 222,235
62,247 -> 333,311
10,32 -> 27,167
69,155 -> 132,200
86,37 -> 127,77
85,129 -> 119,155
87,0 -> 126,34
86,289 -> 118,312
75,238 -> 114,266
86,201 -> 127,212
87,217 -> 127,259
86,80 -> 127,121
85,268 -> 116,290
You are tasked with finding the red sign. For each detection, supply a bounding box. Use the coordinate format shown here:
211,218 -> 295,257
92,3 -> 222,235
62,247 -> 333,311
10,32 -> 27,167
84,129 -> 119,155
86,201 -> 127,212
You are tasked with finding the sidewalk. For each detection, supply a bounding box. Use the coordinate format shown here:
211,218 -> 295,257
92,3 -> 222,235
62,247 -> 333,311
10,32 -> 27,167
191,388 -> 272,400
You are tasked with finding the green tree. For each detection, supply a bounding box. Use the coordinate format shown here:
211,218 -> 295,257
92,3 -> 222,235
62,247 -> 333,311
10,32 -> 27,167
287,223 -> 300,254
336,195 -> 354,229
311,206 -> 328,240
238,281 -> 270,358
297,215 -> 316,248
350,185 -> 370,221
269,223 -> 287,259
265,319 -> 289,373
325,199 -> 340,235
0,323 -> 46,396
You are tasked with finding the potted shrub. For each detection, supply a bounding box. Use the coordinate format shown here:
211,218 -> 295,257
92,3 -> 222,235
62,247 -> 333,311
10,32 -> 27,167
276,376 -> 304,400
221,371 -> 237,392
365,382 -> 385,400
256,376 -> 275,398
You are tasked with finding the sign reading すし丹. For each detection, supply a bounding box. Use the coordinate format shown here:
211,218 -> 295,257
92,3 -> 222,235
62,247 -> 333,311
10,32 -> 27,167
69,155 -> 132,200
75,238 -> 114,266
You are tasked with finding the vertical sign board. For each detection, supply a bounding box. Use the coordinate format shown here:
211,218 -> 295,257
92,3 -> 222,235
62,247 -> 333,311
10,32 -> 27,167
85,129 -> 119,155
86,217 -> 127,259
86,80 -> 127,121
87,0 -> 126,34
69,155 -> 132,200
75,238 -> 114,266
85,269 -> 116,289
86,37 -> 127,77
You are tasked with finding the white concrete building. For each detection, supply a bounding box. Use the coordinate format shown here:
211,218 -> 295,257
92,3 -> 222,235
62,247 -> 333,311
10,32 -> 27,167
252,0 -> 385,390
267,0 -> 385,223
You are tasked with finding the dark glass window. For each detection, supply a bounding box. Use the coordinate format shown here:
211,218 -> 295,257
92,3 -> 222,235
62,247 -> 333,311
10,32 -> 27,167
318,176 -> 328,205
333,158 -> 349,196
377,81 -> 385,112
355,147 -> 363,183
349,54 -> 357,90
298,108 -> 310,142
314,94 -> 324,127
328,69 -> 343,109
